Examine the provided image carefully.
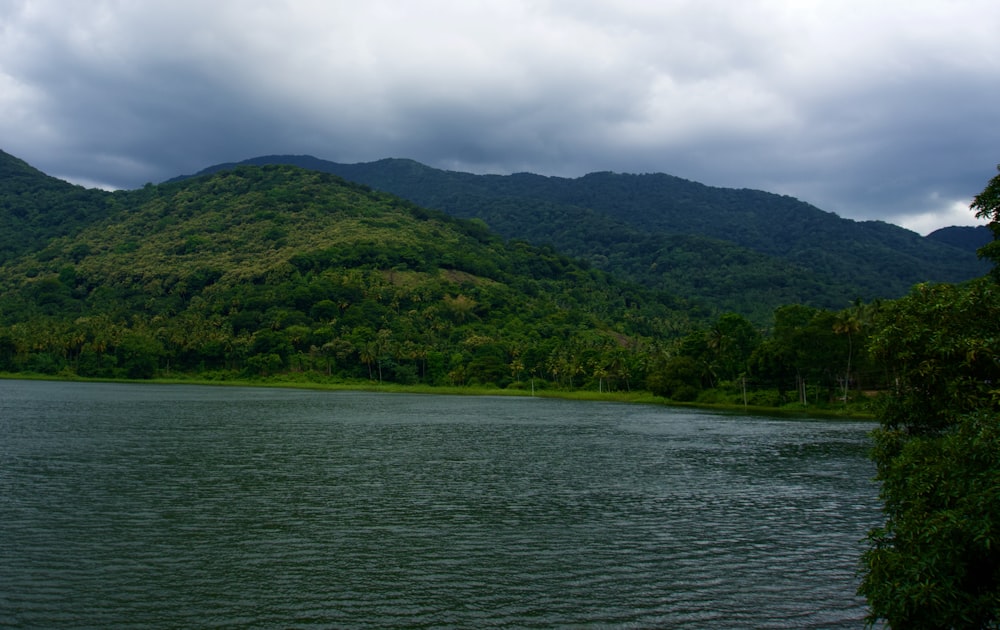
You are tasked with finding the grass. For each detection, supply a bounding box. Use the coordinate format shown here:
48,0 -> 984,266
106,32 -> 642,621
1,370 -> 876,419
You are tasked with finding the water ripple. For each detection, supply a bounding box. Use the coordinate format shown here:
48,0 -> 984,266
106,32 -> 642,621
0,381 -> 880,628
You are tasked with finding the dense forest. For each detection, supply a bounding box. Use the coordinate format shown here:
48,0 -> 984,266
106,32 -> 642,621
176,154 -> 989,321
0,155 -> 696,391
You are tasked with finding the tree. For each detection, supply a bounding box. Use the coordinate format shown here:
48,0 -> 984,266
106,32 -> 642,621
832,306 -> 861,401
0,331 -> 17,371
757,304 -> 818,403
707,312 -> 760,383
358,341 -> 377,381
861,411 -> 1000,628
867,281 -> 1000,436
116,330 -> 163,379
646,355 -> 703,401
859,278 -> 1000,627
971,164 -> 1000,277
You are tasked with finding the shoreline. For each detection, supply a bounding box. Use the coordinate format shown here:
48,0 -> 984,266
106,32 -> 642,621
0,372 -> 876,420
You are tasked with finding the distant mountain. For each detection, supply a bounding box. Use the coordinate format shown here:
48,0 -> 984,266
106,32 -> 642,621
175,155 -> 990,320
925,225 -> 992,251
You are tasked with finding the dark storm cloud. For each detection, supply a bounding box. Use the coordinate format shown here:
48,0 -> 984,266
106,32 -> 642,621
2,0 -> 999,233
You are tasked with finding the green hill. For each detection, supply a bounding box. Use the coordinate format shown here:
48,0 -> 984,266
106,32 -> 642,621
0,162 -> 693,386
175,154 -> 988,320
925,225 -> 992,250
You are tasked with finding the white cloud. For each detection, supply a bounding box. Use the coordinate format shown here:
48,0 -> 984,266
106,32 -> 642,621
893,199 -> 983,236
1,0 -> 999,232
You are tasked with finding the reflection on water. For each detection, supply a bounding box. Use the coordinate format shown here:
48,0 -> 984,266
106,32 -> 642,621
0,380 -> 879,628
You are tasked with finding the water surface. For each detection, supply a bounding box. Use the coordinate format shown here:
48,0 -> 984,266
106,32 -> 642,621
0,380 -> 880,628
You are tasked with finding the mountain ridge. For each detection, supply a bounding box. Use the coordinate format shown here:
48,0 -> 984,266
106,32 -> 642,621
170,154 -> 989,319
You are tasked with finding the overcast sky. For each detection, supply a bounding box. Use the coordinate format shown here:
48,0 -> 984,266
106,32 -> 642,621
2,0 -> 999,234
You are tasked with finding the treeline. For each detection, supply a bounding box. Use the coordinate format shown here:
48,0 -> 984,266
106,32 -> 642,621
0,255 -> 883,412
0,161 -> 907,406
647,302 -> 878,407
0,257 -> 689,389
0,157 -> 982,415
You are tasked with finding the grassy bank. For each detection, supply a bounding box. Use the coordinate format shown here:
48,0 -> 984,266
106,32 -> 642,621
1,370 -> 876,420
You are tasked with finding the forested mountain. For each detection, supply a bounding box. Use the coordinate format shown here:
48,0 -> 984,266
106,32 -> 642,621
0,162 -> 694,385
925,224 -> 992,250
175,155 -> 988,320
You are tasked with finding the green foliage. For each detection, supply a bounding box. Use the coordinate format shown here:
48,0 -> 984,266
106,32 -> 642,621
707,313 -> 761,383
861,412 -> 1000,628
188,154 -> 988,323
0,150 -> 112,264
972,164 -> 1000,279
642,306 -> 878,408
646,355 -> 702,401
117,331 -> 163,379
867,280 -> 1000,435
862,166 -> 1000,621
0,164 -> 696,390
860,277 -> 1000,627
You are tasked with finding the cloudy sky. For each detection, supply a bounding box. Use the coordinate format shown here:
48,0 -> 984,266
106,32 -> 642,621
2,0 -> 998,233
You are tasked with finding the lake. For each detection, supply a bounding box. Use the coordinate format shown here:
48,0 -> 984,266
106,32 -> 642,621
0,380 -> 880,628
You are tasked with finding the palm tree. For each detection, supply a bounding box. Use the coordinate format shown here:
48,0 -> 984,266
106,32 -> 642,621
832,302 -> 862,402
359,342 -> 377,381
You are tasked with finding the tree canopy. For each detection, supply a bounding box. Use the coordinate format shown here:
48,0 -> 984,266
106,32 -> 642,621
972,164 -> 1000,278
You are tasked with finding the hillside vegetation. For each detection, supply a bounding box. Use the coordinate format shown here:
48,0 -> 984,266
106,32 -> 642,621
0,149 -> 991,414
0,161 -> 694,387
177,154 -> 988,321
0,151 -> 112,264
